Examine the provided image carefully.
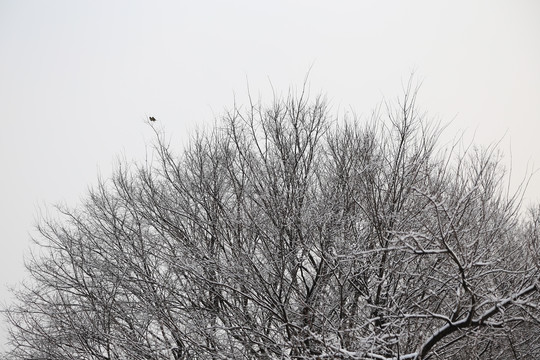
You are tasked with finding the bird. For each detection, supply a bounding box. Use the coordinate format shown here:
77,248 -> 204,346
149,116 -> 156,122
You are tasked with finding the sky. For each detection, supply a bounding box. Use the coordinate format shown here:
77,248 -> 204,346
0,0 -> 539,351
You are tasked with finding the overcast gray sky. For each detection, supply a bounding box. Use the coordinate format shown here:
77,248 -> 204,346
1,0 -> 539,350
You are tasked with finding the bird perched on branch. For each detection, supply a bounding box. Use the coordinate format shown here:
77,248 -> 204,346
149,116 -> 156,122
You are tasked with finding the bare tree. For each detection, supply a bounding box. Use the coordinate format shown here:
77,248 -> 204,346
4,83 -> 540,359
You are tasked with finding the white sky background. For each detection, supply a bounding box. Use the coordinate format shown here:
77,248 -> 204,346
0,0 -> 539,350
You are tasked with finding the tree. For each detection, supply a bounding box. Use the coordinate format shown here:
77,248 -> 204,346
4,82 -> 540,359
